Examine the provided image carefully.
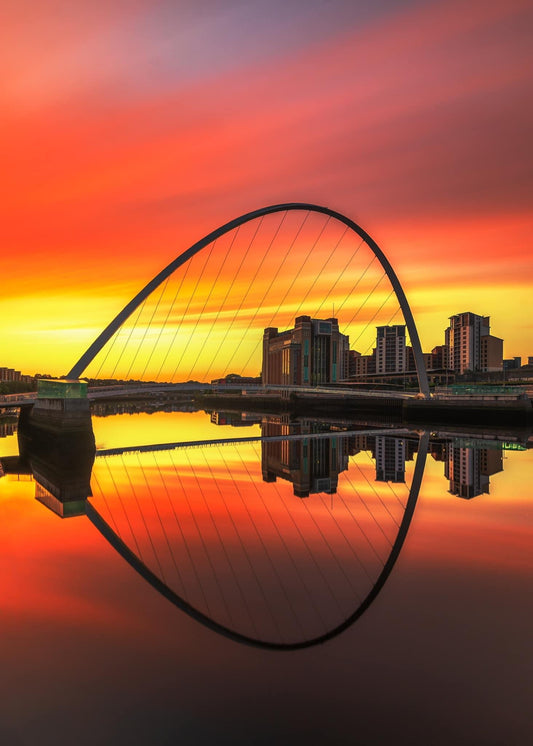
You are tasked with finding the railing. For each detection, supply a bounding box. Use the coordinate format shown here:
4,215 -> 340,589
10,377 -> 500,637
213,384 -> 417,400
433,384 -> 528,401
87,382 -> 211,399
454,385 -> 525,395
0,391 -> 38,405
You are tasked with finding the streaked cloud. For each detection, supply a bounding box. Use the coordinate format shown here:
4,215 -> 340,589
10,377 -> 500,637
1,0 -> 532,374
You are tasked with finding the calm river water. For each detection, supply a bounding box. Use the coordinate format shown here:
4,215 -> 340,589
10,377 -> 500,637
0,409 -> 532,745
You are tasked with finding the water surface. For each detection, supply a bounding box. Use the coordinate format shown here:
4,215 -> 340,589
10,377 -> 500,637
0,410 -> 532,745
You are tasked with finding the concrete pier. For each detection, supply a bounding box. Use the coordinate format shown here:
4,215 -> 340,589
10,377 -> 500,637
17,389 -> 95,517
29,379 -> 91,432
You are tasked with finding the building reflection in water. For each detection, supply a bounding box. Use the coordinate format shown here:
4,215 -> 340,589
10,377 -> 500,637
257,413 -> 507,502
0,420 -> 17,439
444,443 -> 503,499
427,439 -> 504,499
212,411 -> 506,501
84,428 -> 428,648
258,414 -> 421,494
1,406 -> 514,649
210,411 -> 262,428
260,416 -> 352,497
9,412 -> 426,649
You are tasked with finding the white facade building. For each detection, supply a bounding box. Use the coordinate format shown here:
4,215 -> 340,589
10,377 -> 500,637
445,312 -> 502,374
375,325 -> 406,374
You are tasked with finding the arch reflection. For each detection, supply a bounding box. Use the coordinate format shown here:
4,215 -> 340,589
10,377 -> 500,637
87,428 -> 429,650
2,413 -> 431,648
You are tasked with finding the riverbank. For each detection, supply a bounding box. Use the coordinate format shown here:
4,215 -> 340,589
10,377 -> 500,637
195,391 -> 533,427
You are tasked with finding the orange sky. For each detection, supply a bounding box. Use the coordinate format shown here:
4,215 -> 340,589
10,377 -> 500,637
2,0 -> 532,378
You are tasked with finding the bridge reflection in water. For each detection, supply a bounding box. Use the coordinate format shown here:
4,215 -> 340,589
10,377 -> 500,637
87,429 -> 429,649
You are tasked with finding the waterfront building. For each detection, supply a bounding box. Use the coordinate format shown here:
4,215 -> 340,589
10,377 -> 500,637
503,357 -> 521,371
262,316 -> 349,386
354,351 -> 376,377
431,345 -> 449,370
375,325 -> 406,374
348,350 -> 360,378
0,367 -> 33,383
480,334 -> 504,372
445,313 -> 503,374
422,352 -> 433,371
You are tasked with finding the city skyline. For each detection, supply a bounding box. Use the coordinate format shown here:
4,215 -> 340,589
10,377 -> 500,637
2,0 -> 532,376
2,304 -> 529,382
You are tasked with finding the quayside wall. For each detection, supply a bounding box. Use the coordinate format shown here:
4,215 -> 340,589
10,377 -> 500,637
196,392 -> 533,427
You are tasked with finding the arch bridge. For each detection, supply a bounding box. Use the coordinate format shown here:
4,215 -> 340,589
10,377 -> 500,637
65,203 -> 430,398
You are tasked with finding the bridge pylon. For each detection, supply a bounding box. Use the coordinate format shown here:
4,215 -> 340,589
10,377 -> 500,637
29,379 -> 91,432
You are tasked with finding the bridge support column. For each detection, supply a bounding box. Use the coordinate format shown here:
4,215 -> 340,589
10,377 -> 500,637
29,379 -> 91,432
18,379 -> 95,518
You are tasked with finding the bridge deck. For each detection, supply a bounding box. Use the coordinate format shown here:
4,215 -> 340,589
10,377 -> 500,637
0,382 -> 531,410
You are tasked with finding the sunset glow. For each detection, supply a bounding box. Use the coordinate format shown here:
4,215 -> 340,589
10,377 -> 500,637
2,0 -> 532,376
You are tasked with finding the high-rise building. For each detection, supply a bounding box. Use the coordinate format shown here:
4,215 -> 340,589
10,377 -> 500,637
445,313 -> 503,373
375,325 -> 406,374
431,345 -> 449,370
262,316 -> 349,386
480,334 -> 504,372
353,351 -> 376,377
